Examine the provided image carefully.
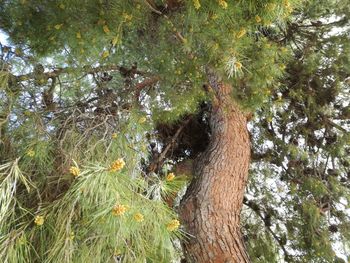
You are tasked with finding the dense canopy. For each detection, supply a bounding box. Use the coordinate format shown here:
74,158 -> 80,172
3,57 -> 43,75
0,0 -> 349,262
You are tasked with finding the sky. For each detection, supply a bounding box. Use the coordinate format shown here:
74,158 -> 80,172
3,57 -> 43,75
0,30 -> 9,45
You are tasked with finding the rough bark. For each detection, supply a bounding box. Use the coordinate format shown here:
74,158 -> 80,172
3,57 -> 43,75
180,76 -> 251,263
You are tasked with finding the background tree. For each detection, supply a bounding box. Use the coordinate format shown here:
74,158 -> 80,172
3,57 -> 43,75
0,0 -> 349,262
244,1 -> 350,261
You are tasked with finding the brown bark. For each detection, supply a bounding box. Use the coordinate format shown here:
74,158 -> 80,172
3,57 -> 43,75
180,77 -> 251,262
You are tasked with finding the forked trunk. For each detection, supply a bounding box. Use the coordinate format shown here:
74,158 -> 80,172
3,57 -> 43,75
180,78 -> 251,263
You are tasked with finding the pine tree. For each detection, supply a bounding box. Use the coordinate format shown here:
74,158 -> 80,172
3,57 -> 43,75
0,0 -> 349,262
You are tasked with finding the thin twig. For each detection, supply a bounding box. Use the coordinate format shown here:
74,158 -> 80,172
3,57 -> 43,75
147,117 -> 192,173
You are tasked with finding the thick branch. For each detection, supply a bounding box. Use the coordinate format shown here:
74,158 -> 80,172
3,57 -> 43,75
13,64 -> 148,82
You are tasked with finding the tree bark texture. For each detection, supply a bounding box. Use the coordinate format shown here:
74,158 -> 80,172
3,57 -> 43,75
180,77 -> 251,263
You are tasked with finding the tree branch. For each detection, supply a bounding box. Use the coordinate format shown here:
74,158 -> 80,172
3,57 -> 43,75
243,197 -> 290,261
135,76 -> 160,100
11,64 -> 149,83
147,116 -> 192,173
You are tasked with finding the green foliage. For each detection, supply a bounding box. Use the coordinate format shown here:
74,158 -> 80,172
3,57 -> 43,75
0,0 -> 302,112
245,0 -> 350,261
0,116 -> 183,262
0,0 -> 349,262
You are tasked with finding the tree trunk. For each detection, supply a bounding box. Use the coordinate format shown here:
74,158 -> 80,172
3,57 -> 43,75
180,77 -> 251,263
